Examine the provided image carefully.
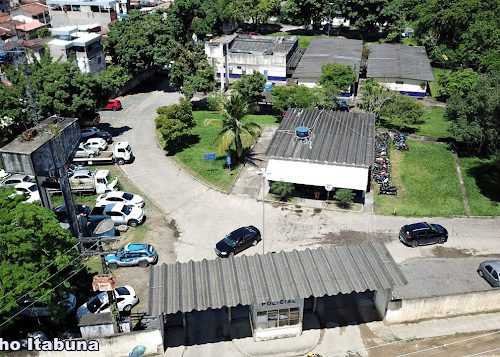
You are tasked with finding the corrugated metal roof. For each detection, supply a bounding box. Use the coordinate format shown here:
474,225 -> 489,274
148,243 -> 407,316
293,38 -> 363,83
265,108 -> 375,167
367,44 -> 434,81
229,35 -> 297,56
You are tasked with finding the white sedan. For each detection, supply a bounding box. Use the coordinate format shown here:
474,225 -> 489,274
14,182 -> 40,203
76,286 -> 139,319
84,138 -> 108,151
96,191 -> 145,208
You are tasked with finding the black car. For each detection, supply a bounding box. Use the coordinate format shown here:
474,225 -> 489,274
54,204 -> 91,223
399,222 -> 448,247
215,226 -> 261,258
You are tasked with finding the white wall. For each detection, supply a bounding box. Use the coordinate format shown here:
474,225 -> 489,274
374,77 -> 426,94
386,290 -> 500,324
266,159 -> 369,191
373,289 -> 390,318
14,330 -> 163,357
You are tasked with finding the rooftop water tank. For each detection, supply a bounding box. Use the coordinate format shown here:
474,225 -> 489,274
295,126 -> 310,139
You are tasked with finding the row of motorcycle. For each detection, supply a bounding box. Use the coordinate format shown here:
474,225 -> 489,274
373,131 -> 397,195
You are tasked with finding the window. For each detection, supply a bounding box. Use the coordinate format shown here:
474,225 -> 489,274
493,270 -> 499,280
255,307 -> 301,329
486,265 -> 493,273
396,80 -> 404,84
90,5 -> 100,12
62,5 -> 71,11
72,5 -> 80,11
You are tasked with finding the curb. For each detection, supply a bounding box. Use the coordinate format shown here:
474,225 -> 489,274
260,197 -> 364,214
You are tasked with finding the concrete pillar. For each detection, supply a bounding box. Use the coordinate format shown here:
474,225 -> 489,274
35,176 -> 52,209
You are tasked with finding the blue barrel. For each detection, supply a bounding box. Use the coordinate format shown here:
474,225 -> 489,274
295,126 -> 310,139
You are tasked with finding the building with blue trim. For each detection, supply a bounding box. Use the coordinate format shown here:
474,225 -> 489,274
366,44 -> 434,98
204,34 -> 298,83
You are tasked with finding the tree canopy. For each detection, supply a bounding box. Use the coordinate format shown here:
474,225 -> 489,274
107,10 -> 172,76
155,98 -> 196,152
445,73 -> 500,156
232,72 -> 266,110
0,190 -> 80,328
318,63 -> 357,94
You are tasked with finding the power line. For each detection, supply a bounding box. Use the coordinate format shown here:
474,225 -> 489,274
0,263 -> 86,329
0,240 -> 81,303
0,240 -> 100,312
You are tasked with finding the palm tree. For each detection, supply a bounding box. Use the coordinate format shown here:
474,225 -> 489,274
205,92 -> 261,160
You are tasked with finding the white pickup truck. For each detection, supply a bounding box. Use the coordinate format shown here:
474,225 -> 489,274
73,141 -> 134,166
47,169 -> 117,195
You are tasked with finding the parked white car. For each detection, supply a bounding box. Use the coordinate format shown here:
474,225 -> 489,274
14,182 -> 40,203
75,143 -> 100,158
1,174 -> 34,187
89,203 -> 145,227
76,286 -> 138,319
96,191 -> 145,208
84,138 -> 108,151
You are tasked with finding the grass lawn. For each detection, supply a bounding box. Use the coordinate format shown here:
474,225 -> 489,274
269,32 -> 327,48
460,157 -> 500,216
374,141 -> 465,217
378,107 -> 450,139
171,111 -> 278,192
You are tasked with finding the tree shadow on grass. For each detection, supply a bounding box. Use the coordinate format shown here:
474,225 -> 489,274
376,117 -> 418,134
465,158 -> 500,203
164,134 -> 200,156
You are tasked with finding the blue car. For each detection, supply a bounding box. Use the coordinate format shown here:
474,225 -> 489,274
105,243 -> 158,269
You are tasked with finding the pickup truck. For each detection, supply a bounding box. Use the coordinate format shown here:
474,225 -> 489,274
88,203 -> 145,227
47,169 -> 117,195
73,141 -> 133,166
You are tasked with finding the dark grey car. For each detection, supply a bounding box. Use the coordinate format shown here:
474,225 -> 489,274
478,261 -> 500,287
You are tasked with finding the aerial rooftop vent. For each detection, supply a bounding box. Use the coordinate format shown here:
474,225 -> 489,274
295,126 -> 310,139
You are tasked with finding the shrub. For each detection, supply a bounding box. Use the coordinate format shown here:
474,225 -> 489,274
270,181 -> 294,201
334,189 -> 354,208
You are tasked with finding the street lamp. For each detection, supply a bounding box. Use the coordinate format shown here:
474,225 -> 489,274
258,168 -> 271,255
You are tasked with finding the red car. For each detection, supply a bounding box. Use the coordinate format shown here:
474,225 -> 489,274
102,99 -> 122,111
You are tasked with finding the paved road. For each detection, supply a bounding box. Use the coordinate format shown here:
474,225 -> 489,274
100,82 -> 500,268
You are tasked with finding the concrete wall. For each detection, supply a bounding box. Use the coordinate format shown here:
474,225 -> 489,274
385,289 -> 500,324
15,329 -> 163,357
49,7 -> 115,30
373,289 -> 390,318
374,77 -> 427,95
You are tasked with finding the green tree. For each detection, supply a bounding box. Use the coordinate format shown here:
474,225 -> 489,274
155,98 -> 196,151
98,65 -> 133,97
0,85 -> 23,127
271,86 -> 321,112
318,63 -> 357,94
8,57 -> 107,120
270,181 -> 295,201
230,0 -> 280,24
0,189 -> 80,328
334,188 -> 354,208
437,68 -> 480,99
358,78 -> 394,117
232,72 -> 266,110
340,0 -> 399,32
107,10 -> 172,76
205,92 -> 261,160
281,0 -> 326,28
445,73 -> 500,155
169,43 -> 216,99
380,94 -> 424,128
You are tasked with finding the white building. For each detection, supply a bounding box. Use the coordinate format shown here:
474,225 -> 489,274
367,44 -> 434,97
205,34 -> 298,83
265,108 -> 375,199
46,0 -> 127,31
47,26 -> 105,73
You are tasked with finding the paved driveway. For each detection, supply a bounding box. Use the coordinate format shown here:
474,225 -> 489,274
99,82 -> 500,267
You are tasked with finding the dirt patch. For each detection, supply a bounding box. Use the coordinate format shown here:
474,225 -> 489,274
431,246 -> 477,258
319,230 -> 394,246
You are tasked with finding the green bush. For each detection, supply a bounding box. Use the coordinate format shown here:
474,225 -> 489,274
270,181 -> 294,201
334,189 -> 354,208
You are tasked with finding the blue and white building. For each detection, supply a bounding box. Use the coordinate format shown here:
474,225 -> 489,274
367,44 -> 434,97
204,34 -> 298,83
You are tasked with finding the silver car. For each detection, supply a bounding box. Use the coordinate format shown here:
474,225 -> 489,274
74,143 -> 100,158
1,174 -> 33,187
478,260 -> 500,287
